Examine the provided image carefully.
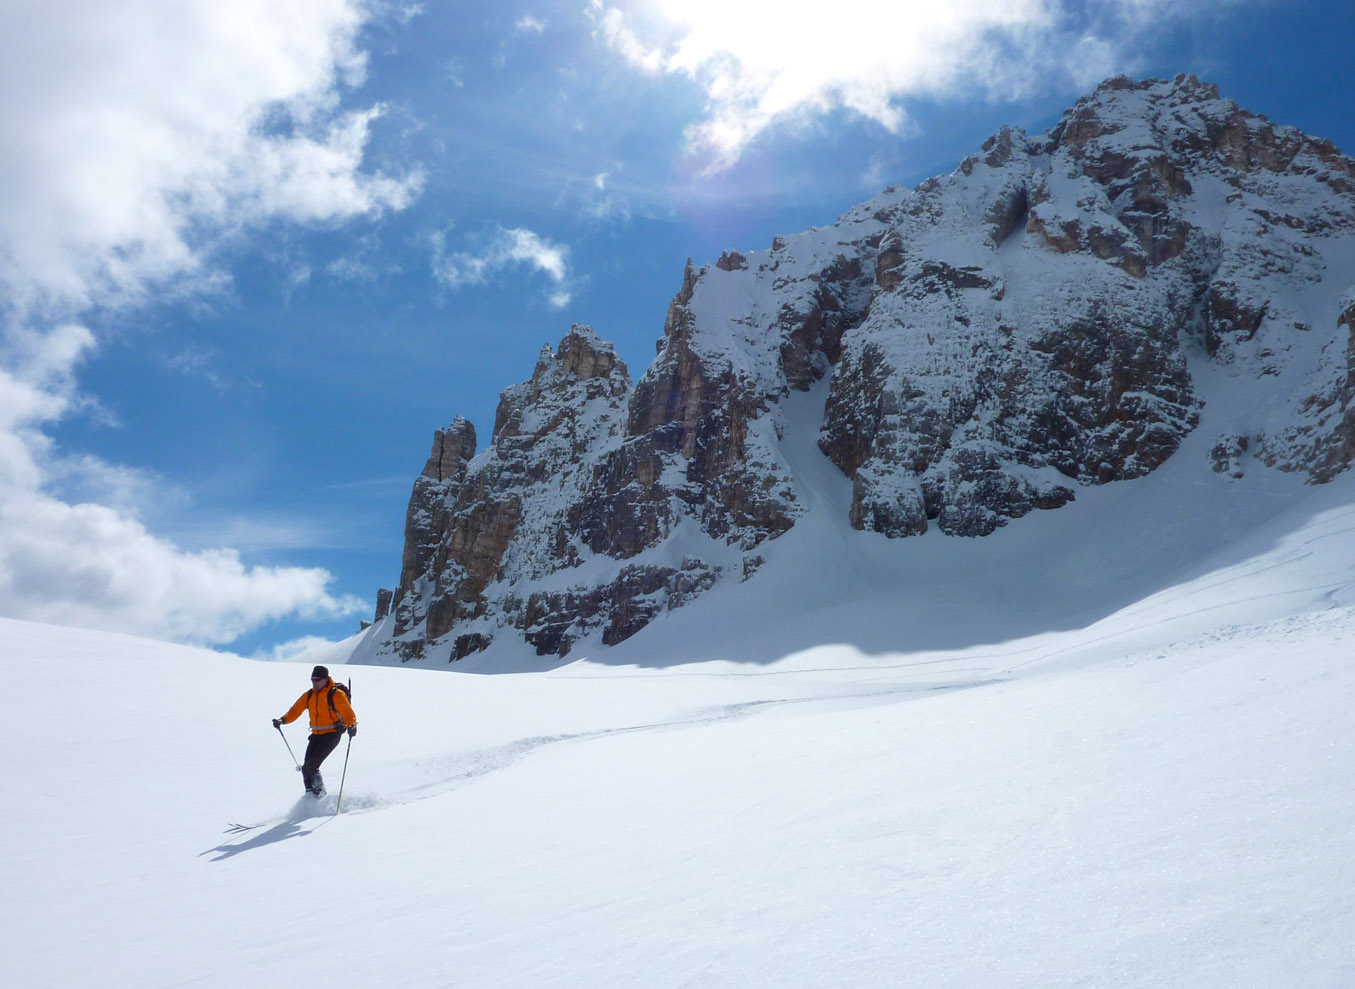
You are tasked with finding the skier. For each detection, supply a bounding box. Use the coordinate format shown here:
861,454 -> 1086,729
273,665 -> 357,797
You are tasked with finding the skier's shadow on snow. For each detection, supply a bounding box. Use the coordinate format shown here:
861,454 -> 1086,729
202,818 -> 318,861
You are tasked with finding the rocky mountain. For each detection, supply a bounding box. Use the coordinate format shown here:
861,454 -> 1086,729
373,74 -> 1355,664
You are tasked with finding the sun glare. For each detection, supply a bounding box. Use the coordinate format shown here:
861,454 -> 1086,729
600,0 -> 1082,168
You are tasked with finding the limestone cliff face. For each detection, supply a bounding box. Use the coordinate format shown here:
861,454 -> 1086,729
378,75 -> 1355,663
387,325 -> 635,660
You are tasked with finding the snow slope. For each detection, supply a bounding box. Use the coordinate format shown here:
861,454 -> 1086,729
5,455 -> 1355,986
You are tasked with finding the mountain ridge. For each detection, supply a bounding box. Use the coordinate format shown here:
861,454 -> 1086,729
371,74 -> 1355,665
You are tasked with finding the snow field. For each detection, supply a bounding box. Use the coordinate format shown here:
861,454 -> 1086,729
4,582 -> 1355,986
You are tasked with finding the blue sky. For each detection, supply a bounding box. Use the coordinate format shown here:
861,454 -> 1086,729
1,0 -> 1352,658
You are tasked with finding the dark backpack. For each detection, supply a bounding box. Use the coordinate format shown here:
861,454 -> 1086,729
325,679 -> 352,723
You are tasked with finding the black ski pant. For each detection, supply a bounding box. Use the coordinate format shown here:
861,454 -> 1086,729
302,730 -> 345,794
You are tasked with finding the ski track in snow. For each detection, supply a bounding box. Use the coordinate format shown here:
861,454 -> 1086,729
206,636 -> 1025,864
272,675 -> 1016,832
208,571 -> 1355,867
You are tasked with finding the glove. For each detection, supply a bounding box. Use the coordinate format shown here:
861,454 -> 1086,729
272,718 -> 283,728
347,725 -> 357,737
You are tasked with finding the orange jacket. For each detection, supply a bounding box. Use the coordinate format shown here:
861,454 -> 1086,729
281,679 -> 357,735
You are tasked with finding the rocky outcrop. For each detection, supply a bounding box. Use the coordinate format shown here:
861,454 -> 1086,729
1251,285 -> 1355,482
387,325 -> 632,660
376,75 -> 1355,663
820,73 -> 1351,537
509,559 -> 719,654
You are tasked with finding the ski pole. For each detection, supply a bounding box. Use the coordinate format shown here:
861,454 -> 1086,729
276,723 -> 302,771
334,732 -> 353,816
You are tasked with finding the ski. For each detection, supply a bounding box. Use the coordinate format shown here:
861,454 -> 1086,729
223,803 -> 330,833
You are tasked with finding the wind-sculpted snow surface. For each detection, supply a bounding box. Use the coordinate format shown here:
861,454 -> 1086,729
380,74 -> 1355,662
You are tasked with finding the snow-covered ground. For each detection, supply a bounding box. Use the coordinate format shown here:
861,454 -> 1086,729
6,434 -> 1355,986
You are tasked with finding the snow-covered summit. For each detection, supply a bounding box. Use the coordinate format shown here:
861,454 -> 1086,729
375,75 -> 1355,664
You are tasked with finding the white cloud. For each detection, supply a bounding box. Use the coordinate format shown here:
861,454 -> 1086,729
581,171 -> 632,222
327,255 -> 380,283
0,0 -> 424,318
0,328 -> 364,644
588,0 -> 1243,172
0,325 -> 92,494
387,2 -> 426,25
252,635 -> 342,663
0,499 -> 365,644
589,1 -> 666,75
157,345 -> 235,395
45,453 -> 190,521
432,226 -> 573,309
516,15 -> 548,33
0,1 -> 405,645
324,231 -> 398,284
